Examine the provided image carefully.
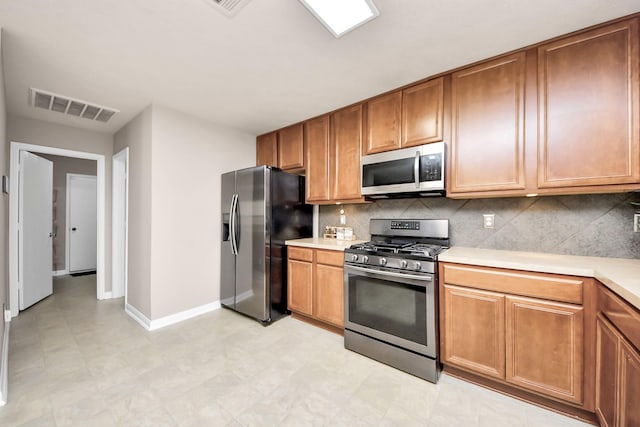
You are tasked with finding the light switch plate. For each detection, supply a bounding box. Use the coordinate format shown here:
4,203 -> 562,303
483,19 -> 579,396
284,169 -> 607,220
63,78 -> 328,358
634,213 -> 640,233
483,214 -> 495,229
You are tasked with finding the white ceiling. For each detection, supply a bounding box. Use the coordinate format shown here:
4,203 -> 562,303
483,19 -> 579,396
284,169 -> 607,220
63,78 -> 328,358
1,0 -> 639,136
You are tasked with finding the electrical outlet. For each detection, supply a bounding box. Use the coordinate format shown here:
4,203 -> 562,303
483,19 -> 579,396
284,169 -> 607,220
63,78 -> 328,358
483,214 -> 495,229
634,213 -> 640,233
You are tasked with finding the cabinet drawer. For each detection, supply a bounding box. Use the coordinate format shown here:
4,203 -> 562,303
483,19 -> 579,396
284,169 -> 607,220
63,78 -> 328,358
288,246 -> 313,262
442,264 -> 584,304
316,249 -> 344,267
599,285 -> 640,351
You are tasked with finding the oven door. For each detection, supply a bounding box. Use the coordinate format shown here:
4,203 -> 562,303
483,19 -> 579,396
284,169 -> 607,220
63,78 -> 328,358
344,264 -> 436,358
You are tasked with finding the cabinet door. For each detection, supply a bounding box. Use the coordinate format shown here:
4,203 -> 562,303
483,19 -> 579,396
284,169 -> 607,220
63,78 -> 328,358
402,78 -> 444,148
314,263 -> 344,327
278,124 -> 305,171
442,285 -> 506,379
596,316 -> 619,427
256,132 -> 278,167
305,116 -> 331,203
620,339 -> 640,427
331,104 -> 363,201
287,259 -> 313,316
538,19 -> 640,188
505,296 -> 584,404
450,53 -> 526,193
364,91 -> 402,155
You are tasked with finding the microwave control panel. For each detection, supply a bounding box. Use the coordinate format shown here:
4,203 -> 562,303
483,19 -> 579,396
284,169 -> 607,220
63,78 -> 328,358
390,221 -> 420,230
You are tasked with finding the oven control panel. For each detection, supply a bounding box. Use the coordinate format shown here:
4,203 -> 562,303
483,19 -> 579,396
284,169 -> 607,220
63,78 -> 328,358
390,221 -> 420,230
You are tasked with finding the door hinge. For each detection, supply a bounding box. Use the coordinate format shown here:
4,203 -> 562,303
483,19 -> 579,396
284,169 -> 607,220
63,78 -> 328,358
4,309 -> 10,322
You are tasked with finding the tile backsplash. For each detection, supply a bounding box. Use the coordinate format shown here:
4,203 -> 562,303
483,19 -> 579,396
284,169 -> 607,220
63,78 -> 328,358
319,193 -> 640,259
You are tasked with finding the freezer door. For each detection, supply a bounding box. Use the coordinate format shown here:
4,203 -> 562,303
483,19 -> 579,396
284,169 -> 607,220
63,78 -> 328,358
220,171 -> 236,309
234,166 -> 269,321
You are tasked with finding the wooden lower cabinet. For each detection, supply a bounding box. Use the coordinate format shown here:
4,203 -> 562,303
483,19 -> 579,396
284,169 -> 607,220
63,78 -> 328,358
287,247 -> 344,328
314,263 -> 344,326
596,285 -> 640,427
506,296 -> 584,404
287,258 -> 313,316
440,263 -> 592,412
442,285 -> 505,379
620,340 -> 640,427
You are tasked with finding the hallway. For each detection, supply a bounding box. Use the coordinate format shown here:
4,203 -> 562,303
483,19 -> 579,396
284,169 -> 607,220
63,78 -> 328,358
2,276 -> 589,426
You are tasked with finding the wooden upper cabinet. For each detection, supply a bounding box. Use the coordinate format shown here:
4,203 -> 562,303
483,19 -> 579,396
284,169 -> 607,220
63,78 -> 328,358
364,91 -> 402,155
402,77 -> 445,148
505,296 -> 584,405
538,18 -> 640,188
278,123 -> 305,171
305,116 -> 331,203
363,78 -> 445,155
331,104 -> 364,201
450,52 -> 527,194
256,132 -> 278,167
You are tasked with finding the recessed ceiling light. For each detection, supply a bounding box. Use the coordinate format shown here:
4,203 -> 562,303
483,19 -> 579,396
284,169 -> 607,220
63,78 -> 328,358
299,0 -> 379,38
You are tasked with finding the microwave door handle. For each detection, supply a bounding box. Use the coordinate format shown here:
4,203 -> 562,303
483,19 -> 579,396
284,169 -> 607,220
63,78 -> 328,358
414,151 -> 420,188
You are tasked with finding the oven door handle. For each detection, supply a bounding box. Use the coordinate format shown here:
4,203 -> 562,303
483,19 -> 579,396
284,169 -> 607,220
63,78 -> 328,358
345,265 -> 433,282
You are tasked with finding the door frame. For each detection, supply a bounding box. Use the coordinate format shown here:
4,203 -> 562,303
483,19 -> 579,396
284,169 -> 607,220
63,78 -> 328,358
9,141 -> 107,318
66,173 -> 97,274
111,147 -> 129,302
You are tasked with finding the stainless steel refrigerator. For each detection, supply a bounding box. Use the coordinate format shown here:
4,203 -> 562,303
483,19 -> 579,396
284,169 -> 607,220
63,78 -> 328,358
221,165 -> 313,324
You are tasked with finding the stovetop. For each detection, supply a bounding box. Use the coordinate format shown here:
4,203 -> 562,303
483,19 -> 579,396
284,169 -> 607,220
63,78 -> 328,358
343,219 -> 450,275
347,241 -> 447,260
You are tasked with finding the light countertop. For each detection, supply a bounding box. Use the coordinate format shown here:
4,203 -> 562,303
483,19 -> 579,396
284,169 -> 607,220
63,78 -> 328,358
285,237 -> 366,251
439,247 -> 640,310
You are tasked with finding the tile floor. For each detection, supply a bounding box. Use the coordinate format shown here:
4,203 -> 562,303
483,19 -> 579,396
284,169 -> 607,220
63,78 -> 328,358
1,275 -> 592,426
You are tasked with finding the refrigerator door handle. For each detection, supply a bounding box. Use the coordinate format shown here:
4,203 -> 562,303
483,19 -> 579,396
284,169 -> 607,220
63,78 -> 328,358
230,193 -> 239,255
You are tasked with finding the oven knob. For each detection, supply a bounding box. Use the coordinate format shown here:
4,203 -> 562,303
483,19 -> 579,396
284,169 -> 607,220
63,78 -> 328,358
362,256 -> 369,264
400,260 -> 408,268
379,258 -> 387,266
415,262 -> 422,270
351,254 -> 359,262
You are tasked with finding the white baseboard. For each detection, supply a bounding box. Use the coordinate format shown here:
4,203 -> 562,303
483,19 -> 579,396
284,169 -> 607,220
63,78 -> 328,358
52,270 -> 68,277
125,301 -> 221,331
0,312 -> 10,406
98,291 -> 113,300
125,303 -> 152,330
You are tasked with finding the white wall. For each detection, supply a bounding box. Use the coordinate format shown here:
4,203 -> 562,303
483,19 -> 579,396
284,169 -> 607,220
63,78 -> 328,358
0,28 -> 9,385
113,107 -> 152,318
150,105 -> 255,319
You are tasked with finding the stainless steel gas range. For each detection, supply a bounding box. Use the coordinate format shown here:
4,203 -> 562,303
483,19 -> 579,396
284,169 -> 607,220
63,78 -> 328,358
343,219 -> 449,383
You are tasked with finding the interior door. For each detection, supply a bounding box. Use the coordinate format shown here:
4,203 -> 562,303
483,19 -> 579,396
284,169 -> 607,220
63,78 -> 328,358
19,151 -> 53,310
68,174 -> 97,273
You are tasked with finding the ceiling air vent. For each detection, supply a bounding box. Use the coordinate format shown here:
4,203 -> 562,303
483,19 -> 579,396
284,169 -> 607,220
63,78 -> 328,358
30,88 -> 119,124
203,0 -> 252,17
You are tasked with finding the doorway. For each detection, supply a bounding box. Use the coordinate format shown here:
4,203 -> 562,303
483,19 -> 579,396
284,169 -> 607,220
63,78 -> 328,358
9,141 -> 107,318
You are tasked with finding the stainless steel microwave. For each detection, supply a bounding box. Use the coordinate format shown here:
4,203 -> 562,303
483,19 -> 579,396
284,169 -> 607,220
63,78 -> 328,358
361,142 -> 445,198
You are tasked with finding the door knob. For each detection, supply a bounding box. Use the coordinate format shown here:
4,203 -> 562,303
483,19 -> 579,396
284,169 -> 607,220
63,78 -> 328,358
71,227 -> 77,231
